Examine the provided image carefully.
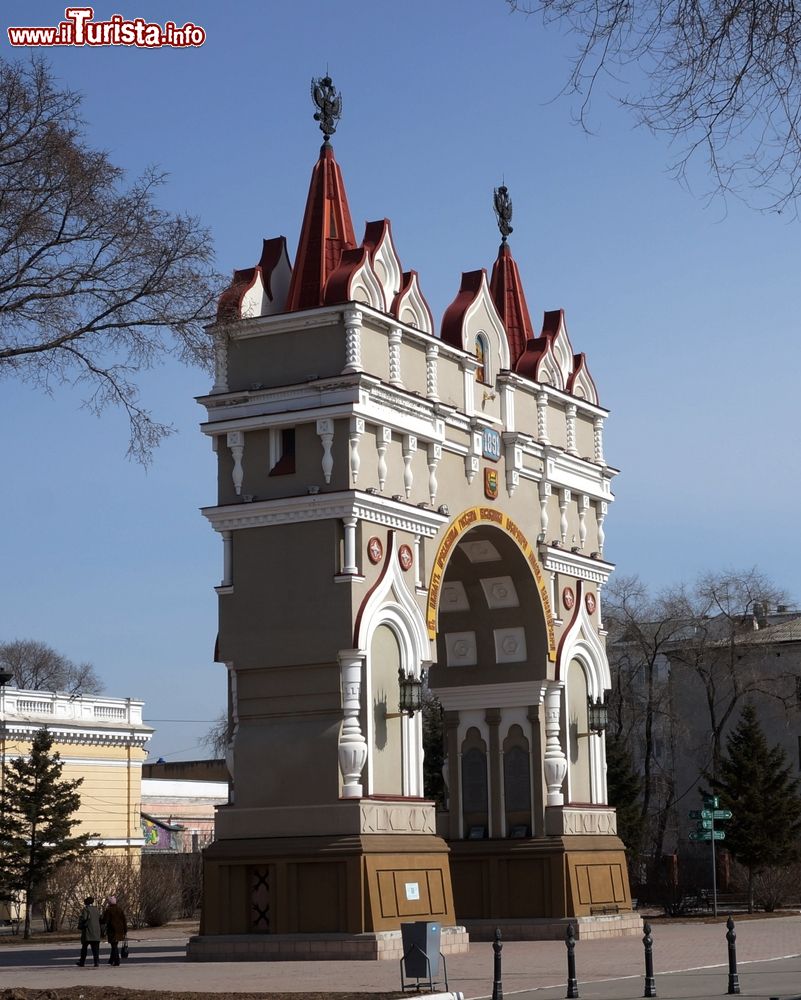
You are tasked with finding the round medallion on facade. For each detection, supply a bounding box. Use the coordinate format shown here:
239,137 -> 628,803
367,536 -> 383,564
562,587 -> 575,611
585,591 -> 597,615
398,544 -> 414,571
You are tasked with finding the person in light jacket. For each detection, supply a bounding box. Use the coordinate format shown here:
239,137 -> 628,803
76,896 -> 102,967
101,895 -> 128,966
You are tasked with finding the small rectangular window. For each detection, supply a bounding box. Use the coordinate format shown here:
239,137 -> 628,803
269,427 -> 295,476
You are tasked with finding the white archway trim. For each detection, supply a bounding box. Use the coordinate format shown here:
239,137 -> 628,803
355,532 -> 431,797
557,582 -> 611,805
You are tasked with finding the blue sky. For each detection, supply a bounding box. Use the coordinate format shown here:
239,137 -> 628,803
2,2 -> 799,761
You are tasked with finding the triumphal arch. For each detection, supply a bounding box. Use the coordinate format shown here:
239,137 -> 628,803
188,78 -> 635,960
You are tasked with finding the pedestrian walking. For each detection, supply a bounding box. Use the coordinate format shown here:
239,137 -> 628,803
76,896 -> 102,967
101,895 -> 128,967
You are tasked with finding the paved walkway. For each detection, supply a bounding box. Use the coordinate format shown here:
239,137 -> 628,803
0,915 -> 800,998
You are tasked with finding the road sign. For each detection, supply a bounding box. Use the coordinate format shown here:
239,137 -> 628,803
697,819 -> 713,831
689,809 -> 713,820
690,830 -> 726,842
703,795 -> 720,809
713,809 -> 733,820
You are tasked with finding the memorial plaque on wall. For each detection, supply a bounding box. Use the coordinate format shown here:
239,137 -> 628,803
462,748 -> 488,813
504,746 -> 531,813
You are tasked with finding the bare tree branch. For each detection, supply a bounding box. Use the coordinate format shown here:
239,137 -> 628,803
0,57 -> 223,462
507,1 -> 801,213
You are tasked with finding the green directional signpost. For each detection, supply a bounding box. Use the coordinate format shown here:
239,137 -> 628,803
688,796 -> 733,916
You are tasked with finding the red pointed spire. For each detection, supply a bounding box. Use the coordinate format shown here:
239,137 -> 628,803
284,144 -> 356,312
490,242 -> 534,369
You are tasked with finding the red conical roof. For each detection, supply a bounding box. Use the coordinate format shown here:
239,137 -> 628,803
489,242 -> 534,369
284,144 -> 356,312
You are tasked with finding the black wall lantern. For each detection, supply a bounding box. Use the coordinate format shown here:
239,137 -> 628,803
587,688 -> 611,734
397,667 -> 425,718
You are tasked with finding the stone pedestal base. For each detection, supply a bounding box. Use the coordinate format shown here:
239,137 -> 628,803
187,924 -> 469,962
448,834 -> 633,921
463,913 -> 642,941
194,831 -> 457,942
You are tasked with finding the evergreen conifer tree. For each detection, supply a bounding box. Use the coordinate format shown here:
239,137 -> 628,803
710,704 -> 801,911
0,728 -> 96,937
606,732 -> 644,868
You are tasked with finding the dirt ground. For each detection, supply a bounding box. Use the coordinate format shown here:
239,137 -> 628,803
1,991 -> 406,1000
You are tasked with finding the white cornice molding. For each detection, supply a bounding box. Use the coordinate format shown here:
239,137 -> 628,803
432,681 -> 546,711
2,723 -> 152,746
540,547 -> 615,585
545,448 -> 617,496
202,490 -> 449,537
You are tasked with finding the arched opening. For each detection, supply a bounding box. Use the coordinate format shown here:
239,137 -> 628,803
369,623 -> 403,796
461,727 -> 488,838
566,658 -> 591,803
475,333 -> 489,384
503,724 -> 531,836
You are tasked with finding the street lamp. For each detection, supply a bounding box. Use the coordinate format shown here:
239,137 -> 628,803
587,689 -> 611,734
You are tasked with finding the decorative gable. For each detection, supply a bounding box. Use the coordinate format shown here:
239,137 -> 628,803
391,270 -> 434,334
324,246 -> 385,310
567,353 -> 599,405
215,236 -> 292,322
515,335 -> 565,390
362,220 -> 402,314
542,310 -> 574,388
441,269 -> 511,374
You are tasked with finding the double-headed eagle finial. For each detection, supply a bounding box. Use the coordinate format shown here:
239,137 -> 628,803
493,184 -> 514,243
311,74 -> 342,143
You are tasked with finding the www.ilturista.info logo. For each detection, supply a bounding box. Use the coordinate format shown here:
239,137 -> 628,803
7,7 -> 206,48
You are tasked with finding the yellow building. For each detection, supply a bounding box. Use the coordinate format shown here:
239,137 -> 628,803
0,684 -> 152,855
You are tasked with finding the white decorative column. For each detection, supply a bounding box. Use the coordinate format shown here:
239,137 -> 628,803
376,426 -> 391,492
388,327 -> 403,387
342,308 -> 363,374
578,494 -> 589,549
536,390 -> 550,444
349,417 -> 364,485
460,356 -> 480,417
342,517 -> 358,575
565,403 -> 578,456
211,329 -> 229,393
316,418 -> 334,484
499,376 -> 515,431
427,442 -> 441,504
559,488 -> 571,544
413,534 -> 423,589
402,434 -> 417,498
221,530 -> 233,587
543,682 -> 567,807
227,431 -> 245,496
538,480 -> 551,539
504,434 -> 522,497
338,650 -> 368,798
425,344 -> 439,401
597,500 -> 607,556
593,415 -> 606,466
465,429 -> 481,485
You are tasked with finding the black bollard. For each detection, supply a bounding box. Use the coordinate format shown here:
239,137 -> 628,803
565,922 -> 579,999
642,921 -> 656,998
492,926 -> 503,1000
726,915 -> 741,995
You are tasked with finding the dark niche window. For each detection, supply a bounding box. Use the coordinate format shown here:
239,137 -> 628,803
269,427 -> 295,476
503,726 -> 531,837
461,727 -> 489,838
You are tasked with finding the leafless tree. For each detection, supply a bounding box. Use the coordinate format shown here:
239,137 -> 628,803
507,1 -> 801,214
606,567 -> 795,882
0,57 -> 221,462
0,638 -> 103,694
203,710 -> 229,758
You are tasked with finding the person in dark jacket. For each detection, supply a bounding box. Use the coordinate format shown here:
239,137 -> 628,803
101,895 -> 127,966
76,896 -> 102,967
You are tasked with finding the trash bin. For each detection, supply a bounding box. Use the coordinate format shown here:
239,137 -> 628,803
401,920 -> 441,979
